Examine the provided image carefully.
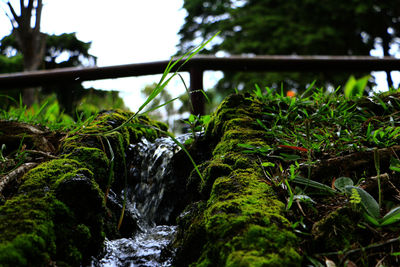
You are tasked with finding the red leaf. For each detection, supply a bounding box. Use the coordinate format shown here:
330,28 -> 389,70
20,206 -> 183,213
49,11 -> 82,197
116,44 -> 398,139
278,145 -> 308,152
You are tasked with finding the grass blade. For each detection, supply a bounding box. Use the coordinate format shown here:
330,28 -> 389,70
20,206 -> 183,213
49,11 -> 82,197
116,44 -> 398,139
143,97 -> 180,114
292,176 -> 336,194
300,80 -> 316,99
381,207 -> 400,226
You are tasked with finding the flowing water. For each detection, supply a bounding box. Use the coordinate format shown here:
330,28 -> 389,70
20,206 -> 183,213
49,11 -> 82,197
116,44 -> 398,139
92,134 -> 192,267
93,225 -> 176,267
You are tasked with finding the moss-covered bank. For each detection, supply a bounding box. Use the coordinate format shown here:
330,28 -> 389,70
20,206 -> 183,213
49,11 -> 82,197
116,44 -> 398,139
0,110 -> 166,266
3,90 -> 399,266
171,91 -> 400,266
173,94 -> 301,266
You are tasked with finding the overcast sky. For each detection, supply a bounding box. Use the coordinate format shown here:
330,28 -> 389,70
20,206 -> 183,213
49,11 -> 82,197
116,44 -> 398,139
0,0 -> 222,111
0,1 -> 398,111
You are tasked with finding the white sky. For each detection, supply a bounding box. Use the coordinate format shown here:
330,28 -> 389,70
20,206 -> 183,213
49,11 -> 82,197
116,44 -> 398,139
0,0 -> 398,112
0,0 -> 222,112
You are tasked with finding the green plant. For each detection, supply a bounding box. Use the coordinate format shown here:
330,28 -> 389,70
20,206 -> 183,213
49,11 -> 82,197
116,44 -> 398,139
285,163 -> 299,210
349,187 -> 362,210
292,175 -> 336,195
0,94 -> 76,130
374,148 -> 382,207
344,75 -> 370,99
183,114 -> 211,139
345,185 -> 400,227
293,175 -> 400,227
390,157 -> 400,173
367,126 -> 400,147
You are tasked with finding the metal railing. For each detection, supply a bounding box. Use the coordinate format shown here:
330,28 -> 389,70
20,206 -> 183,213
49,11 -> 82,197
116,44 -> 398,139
0,55 -> 400,114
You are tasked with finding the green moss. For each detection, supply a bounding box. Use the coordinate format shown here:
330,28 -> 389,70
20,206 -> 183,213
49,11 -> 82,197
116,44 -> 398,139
205,94 -> 263,139
0,109 -> 169,265
19,159 -> 90,192
63,147 -> 109,189
174,94 -> 301,266
223,129 -> 266,141
0,192 -> 56,266
0,157 -> 106,266
199,160 -> 233,197
213,137 -> 266,158
225,224 -> 300,266
203,170 -> 291,239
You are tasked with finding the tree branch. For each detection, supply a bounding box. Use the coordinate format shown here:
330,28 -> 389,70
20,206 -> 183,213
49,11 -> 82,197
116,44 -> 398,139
27,0 -> 34,13
24,150 -> 58,160
0,162 -> 38,194
1,6 -> 16,29
19,0 -> 27,25
7,1 -> 20,26
34,0 -> 43,32
25,0 -> 34,28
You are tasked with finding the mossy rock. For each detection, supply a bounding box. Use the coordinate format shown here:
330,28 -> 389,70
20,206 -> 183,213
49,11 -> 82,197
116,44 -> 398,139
0,110 -> 168,266
173,94 -> 301,266
62,147 -> 109,189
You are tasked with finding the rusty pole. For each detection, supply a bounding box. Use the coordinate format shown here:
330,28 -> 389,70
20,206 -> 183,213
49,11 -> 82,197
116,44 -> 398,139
189,66 -> 205,115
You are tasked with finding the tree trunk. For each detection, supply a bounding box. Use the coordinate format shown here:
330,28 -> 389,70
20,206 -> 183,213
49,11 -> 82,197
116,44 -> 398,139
7,0 -> 46,107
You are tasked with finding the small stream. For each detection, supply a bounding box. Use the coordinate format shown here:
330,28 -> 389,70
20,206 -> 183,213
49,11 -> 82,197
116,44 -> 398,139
92,134 -> 191,267
94,225 -> 176,266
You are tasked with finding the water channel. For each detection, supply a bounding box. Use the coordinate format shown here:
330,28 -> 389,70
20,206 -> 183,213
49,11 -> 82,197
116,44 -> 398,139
92,134 -> 192,266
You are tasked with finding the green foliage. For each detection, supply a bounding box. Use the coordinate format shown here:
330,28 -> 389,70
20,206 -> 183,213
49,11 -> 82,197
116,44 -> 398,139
236,83 -> 400,231
366,125 -> 400,147
374,148 -> 382,208
345,186 -> 400,227
246,83 -> 400,155
0,54 -> 23,73
292,176 -> 336,195
0,94 -> 76,130
0,32 -> 98,113
76,89 -> 126,119
0,89 -> 130,132
333,177 -> 354,191
344,75 -> 371,99
183,114 -> 211,139
390,157 -> 400,173
177,0 -> 399,93
0,32 -> 95,69
44,33 -> 94,68
141,82 -> 175,121
292,174 -> 400,227
349,188 -> 361,207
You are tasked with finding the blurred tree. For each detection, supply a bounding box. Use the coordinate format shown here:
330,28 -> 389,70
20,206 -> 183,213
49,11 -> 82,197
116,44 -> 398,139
359,2 -> 400,88
3,0 -> 46,105
1,2 -> 125,115
0,53 -> 23,73
0,32 -> 97,113
177,0 -> 400,95
0,32 -> 96,70
43,33 -> 95,69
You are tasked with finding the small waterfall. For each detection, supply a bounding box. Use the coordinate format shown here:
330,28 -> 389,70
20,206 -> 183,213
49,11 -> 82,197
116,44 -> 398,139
92,134 -> 192,266
94,226 -> 176,267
